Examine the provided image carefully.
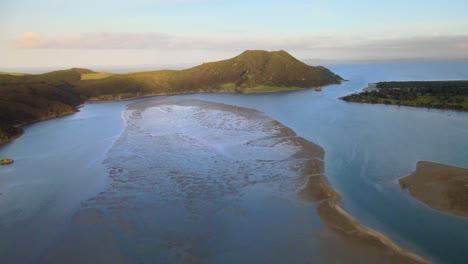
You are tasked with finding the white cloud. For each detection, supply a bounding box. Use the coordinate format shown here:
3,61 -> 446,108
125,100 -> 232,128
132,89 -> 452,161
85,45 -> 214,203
12,31 -> 468,61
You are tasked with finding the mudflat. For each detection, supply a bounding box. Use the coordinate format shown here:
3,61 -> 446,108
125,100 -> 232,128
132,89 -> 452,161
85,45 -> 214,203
42,99 -> 428,263
400,161 -> 468,217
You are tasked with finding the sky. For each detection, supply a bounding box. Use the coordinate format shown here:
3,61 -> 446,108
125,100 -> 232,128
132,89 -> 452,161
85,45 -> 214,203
1,0 -> 468,70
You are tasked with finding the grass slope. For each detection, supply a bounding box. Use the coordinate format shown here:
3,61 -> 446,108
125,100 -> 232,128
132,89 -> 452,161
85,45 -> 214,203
76,50 -> 343,99
81,72 -> 114,80
0,72 -> 25,76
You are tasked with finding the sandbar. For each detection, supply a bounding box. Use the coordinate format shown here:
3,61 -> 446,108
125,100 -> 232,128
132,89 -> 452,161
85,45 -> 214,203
399,161 -> 468,217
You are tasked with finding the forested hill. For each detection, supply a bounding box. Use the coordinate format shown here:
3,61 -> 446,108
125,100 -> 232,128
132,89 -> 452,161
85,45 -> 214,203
0,50 -> 343,145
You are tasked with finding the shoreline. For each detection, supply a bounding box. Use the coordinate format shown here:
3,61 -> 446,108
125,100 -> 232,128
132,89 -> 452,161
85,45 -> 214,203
0,110 -> 78,147
317,200 -> 429,263
342,99 -> 468,113
0,84 -> 336,146
296,159 -> 429,263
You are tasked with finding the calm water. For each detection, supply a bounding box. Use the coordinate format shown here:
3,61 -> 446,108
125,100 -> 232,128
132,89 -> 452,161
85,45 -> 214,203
0,101 -> 129,262
1,60 -> 468,263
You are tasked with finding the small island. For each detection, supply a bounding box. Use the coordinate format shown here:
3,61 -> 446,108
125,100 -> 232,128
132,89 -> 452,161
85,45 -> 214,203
0,158 -> 14,165
341,81 -> 468,111
399,161 -> 468,217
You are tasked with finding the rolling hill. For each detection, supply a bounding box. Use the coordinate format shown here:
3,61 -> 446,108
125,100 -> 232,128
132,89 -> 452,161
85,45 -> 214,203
76,50 -> 342,99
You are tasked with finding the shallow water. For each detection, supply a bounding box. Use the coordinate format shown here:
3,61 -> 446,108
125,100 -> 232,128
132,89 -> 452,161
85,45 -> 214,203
1,60 -> 468,263
0,101 -> 128,263
42,99 -> 338,263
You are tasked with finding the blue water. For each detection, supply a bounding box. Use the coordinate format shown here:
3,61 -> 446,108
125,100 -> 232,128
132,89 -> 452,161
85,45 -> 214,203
179,60 -> 468,263
1,60 -> 468,263
0,101 -> 129,262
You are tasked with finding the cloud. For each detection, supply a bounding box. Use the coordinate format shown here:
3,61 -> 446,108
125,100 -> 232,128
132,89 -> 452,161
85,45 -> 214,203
14,31 -> 468,60
16,32 -> 51,48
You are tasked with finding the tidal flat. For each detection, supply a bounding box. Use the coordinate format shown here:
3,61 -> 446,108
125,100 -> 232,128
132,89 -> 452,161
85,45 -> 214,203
42,99 -> 427,263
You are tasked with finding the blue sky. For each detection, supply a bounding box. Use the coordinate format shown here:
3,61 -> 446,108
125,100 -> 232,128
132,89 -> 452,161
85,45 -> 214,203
1,0 -> 468,70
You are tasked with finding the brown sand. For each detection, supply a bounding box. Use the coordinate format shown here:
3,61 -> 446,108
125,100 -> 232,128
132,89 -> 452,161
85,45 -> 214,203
297,176 -> 429,263
297,175 -> 341,202
294,136 -> 430,263
399,161 -> 468,217
317,200 -> 429,264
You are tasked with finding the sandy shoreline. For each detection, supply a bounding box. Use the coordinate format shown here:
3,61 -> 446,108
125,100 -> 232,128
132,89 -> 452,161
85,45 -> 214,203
293,143 -> 429,263
399,161 -> 468,217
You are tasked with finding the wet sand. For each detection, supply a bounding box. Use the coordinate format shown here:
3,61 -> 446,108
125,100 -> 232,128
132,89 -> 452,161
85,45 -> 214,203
317,201 -> 428,263
399,161 -> 468,217
43,99 -> 428,263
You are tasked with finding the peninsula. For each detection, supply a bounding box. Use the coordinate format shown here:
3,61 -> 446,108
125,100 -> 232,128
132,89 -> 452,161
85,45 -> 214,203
341,81 -> 468,111
0,50 -> 342,145
399,161 -> 468,217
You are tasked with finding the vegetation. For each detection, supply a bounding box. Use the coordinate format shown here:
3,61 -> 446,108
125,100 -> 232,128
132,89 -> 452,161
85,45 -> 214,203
242,85 -> 303,93
0,72 -> 25,76
0,68 -> 87,144
0,122 -> 23,145
80,72 -> 114,80
75,50 -> 343,99
0,50 -> 342,145
341,81 -> 468,111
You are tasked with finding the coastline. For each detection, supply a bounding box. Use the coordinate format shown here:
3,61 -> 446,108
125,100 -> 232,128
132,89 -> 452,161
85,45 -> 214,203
0,129 -> 25,146
0,110 -> 78,147
342,99 -> 468,113
0,84 -> 336,146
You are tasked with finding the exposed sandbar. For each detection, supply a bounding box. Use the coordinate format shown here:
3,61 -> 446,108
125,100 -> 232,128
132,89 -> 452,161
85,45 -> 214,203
297,175 -> 341,202
399,161 -> 468,217
317,200 -> 429,263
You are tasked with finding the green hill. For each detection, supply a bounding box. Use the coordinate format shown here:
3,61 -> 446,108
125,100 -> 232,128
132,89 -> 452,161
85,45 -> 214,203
0,50 -> 342,144
76,50 -> 343,99
0,68 -> 88,144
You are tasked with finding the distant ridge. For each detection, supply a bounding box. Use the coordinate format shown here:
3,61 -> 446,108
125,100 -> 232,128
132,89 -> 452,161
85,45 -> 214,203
0,50 -> 343,144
